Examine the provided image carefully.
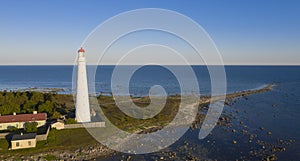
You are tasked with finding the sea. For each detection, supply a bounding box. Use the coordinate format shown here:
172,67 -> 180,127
0,65 -> 299,160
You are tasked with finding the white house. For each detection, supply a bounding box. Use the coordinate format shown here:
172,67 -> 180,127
10,133 -> 37,150
0,111 -> 47,131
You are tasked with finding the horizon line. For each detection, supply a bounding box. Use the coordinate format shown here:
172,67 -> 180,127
0,64 -> 299,66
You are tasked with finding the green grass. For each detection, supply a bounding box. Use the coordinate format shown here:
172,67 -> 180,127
0,94 -> 185,159
47,128 -> 97,148
99,95 -> 181,132
0,139 -> 9,151
0,128 -> 98,159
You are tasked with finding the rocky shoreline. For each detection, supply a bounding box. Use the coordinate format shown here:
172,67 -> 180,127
2,143 -> 113,161
1,87 -> 69,94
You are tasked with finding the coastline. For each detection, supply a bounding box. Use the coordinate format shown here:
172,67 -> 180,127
0,83 -> 277,160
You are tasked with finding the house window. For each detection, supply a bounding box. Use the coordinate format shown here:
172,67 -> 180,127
16,142 -> 19,147
28,141 -> 31,146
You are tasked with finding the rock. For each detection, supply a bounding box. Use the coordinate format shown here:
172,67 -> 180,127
225,117 -> 230,121
249,134 -> 255,140
232,129 -> 236,133
260,127 -> 265,131
272,147 -> 286,152
266,154 -> 277,161
267,131 -> 272,135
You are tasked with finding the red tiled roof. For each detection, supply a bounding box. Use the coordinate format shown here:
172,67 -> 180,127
0,113 -> 47,124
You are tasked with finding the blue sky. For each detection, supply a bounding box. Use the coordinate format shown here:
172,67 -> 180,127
0,0 -> 299,65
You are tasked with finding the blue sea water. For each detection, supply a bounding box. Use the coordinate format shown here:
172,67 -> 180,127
0,65 -> 299,160
0,65 -> 299,96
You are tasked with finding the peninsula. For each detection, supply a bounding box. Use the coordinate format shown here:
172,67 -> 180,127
0,84 -> 276,160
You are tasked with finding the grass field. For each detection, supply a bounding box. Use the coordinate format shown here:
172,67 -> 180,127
0,94 -> 187,160
0,128 -> 97,158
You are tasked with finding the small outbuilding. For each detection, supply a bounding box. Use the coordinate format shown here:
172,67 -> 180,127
51,121 -> 65,130
10,133 -> 37,150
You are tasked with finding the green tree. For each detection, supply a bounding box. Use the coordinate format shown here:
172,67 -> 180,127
38,100 -> 54,115
44,93 -> 52,102
24,122 -> 38,133
0,105 -> 9,115
22,100 -> 37,113
51,111 -> 61,119
9,102 -> 20,114
0,93 -> 4,105
30,92 -> 44,103
13,92 -> 26,107
0,102 -> 20,115
4,92 -> 14,103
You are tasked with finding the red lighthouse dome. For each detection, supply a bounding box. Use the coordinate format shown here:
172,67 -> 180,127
78,47 -> 85,53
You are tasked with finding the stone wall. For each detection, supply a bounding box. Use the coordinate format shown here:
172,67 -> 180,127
64,122 -> 105,129
36,127 -> 50,141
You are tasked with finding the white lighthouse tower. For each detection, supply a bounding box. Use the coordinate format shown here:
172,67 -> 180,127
75,47 -> 91,123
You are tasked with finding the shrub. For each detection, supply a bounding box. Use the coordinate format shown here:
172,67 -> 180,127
8,126 -> 18,132
24,122 -> 38,133
65,118 -> 77,124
